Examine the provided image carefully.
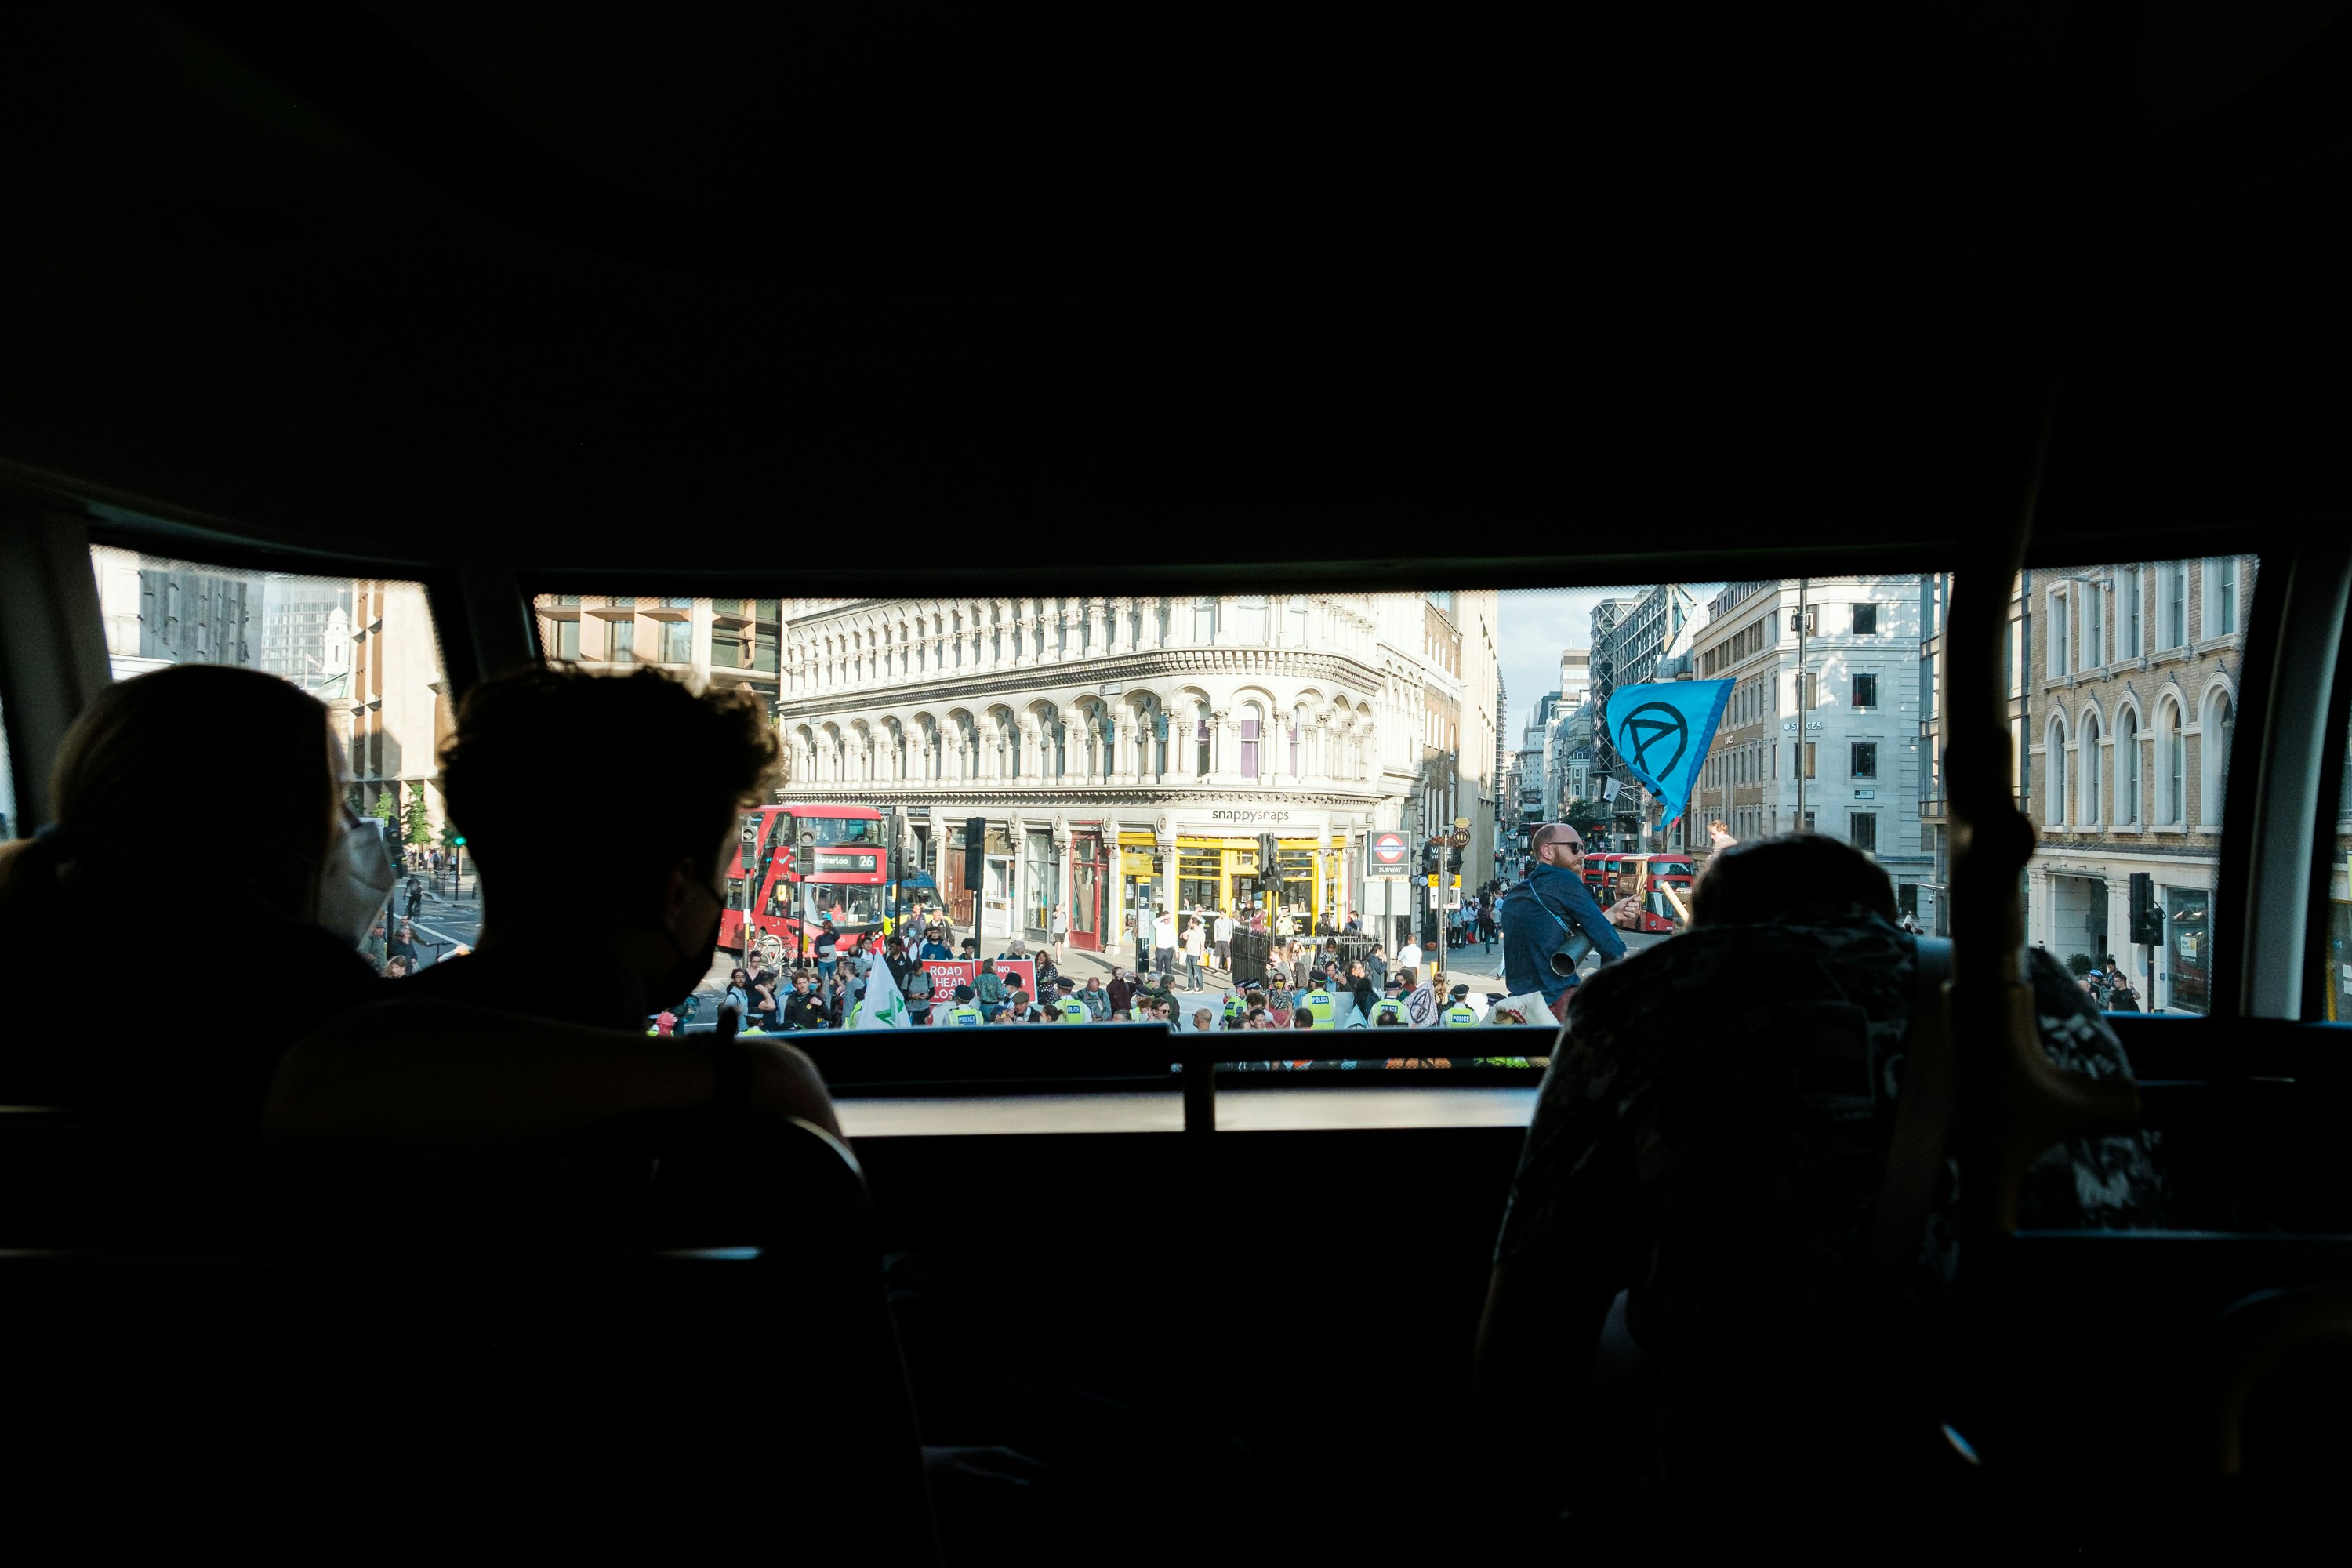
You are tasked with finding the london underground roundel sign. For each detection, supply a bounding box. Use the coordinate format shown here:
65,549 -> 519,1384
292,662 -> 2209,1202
1371,831 -> 1407,866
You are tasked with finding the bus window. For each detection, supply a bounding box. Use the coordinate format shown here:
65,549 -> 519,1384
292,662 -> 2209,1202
1992,556 -> 2253,1014
503,576 -> 2289,1045
87,546 -> 461,956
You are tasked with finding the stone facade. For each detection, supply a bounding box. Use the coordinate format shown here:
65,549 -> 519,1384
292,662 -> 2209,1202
1687,575 -> 1936,902
768,592 -> 1497,951
2024,556 -> 2254,1014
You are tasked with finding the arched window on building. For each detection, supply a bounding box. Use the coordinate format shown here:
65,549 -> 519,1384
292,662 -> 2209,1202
1240,702 -> 1261,777
1051,712 -> 1067,778
2159,699 -> 2184,824
2118,707 -> 2140,824
1193,597 -> 1218,642
1194,701 -> 1213,776
2201,687 -> 2234,826
2045,718 -> 2067,826
2079,710 -> 2101,826
1290,709 -> 1303,776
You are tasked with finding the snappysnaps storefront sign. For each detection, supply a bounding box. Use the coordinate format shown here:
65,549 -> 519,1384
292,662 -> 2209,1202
1181,802 -> 1345,830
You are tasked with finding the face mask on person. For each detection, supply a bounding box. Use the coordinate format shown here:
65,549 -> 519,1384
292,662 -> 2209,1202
316,812 -> 400,948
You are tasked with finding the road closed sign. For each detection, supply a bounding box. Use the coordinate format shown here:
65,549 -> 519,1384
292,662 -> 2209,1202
1370,830 -> 1409,879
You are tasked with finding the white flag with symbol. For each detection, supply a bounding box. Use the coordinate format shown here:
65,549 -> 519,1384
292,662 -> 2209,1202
855,951 -> 913,1031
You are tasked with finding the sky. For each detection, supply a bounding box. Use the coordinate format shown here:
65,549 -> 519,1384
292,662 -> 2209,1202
1494,586 -> 1614,737
1492,583 -> 1724,739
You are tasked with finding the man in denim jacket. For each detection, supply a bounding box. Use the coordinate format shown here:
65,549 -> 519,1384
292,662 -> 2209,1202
1501,822 -> 1632,1015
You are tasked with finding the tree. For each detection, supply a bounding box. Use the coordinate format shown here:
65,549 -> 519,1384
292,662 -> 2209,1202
403,783 -> 434,847
1562,797 -> 1611,837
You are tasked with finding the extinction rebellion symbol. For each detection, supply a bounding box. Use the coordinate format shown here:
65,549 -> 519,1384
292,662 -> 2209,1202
1616,701 -> 1690,778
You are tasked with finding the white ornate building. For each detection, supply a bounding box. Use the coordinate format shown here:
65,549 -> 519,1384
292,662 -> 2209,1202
770,592 -> 1499,953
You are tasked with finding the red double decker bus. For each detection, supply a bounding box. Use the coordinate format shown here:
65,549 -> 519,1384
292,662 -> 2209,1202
1624,853 -> 1697,932
720,804 -> 890,964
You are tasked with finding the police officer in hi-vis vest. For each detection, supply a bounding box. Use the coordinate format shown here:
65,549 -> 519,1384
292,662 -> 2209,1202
1052,978 -> 1090,1023
1369,979 -> 1410,1026
1221,991 -> 1245,1027
1301,971 -> 1338,1029
944,983 -> 985,1027
1442,983 -> 1482,1028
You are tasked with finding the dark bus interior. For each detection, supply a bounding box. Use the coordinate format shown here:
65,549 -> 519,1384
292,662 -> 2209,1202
5,4 -> 2352,1557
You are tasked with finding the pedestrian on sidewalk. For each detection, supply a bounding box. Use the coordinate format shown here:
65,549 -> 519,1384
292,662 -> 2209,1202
1212,909 -> 1233,972
1152,908 -> 1177,979
1182,913 -> 1206,989
1048,902 -> 1068,962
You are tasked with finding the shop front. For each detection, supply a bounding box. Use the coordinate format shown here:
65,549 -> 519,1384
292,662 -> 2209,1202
1115,818 -> 1357,932
1023,828 -> 1058,944
1068,831 -> 1106,951
2165,887 -> 2210,1015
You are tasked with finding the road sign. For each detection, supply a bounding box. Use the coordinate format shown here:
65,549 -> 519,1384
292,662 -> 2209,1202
1370,829 -> 1409,878
1453,816 -> 1469,829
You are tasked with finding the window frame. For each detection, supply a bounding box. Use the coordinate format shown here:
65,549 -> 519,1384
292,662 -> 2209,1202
2045,715 -> 2067,826
32,503 -> 2314,1067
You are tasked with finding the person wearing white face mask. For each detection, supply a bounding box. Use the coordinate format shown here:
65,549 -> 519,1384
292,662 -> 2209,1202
0,664 -> 391,1118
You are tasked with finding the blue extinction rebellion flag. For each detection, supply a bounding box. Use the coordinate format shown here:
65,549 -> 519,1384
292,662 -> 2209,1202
1602,680 -> 1733,826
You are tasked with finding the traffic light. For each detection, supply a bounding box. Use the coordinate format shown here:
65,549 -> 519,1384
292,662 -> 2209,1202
1447,844 -> 1465,874
963,815 -> 987,899
1421,840 -> 1440,874
792,839 -> 817,878
1257,833 -> 1281,891
2129,872 -> 2164,946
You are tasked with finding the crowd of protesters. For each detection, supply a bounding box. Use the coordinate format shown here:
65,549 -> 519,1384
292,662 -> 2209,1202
633,906 -> 1540,1034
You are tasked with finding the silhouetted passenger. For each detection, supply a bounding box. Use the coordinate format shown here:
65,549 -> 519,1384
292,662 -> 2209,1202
267,667 -> 838,1247
0,665 -> 387,1117
1475,833 -> 2165,1530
